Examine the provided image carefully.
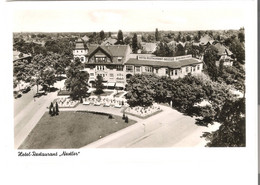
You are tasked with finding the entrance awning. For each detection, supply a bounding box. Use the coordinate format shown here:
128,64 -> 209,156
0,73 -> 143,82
107,82 -> 116,87
115,83 -> 125,88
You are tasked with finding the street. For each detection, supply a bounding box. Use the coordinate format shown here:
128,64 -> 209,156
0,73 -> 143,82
84,105 -> 219,148
14,78 -> 219,149
14,80 -> 65,149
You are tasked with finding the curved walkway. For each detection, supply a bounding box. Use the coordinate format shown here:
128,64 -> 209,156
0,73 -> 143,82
82,105 -> 220,148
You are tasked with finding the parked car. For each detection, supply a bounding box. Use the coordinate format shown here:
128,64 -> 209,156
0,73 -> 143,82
85,92 -> 91,97
22,86 -> 31,94
33,90 -> 46,98
104,102 -> 111,107
114,104 -> 122,108
83,101 -> 90,105
14,91 -> 22,99
94,102 -> 101,106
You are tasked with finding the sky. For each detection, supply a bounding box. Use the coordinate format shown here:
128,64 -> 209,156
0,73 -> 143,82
11,1 -> 246,32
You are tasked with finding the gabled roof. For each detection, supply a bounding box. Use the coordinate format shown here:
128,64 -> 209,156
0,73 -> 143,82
141,42 -> 157,52
214,43 -> 233,56
177,42 -> 186,47
86,45 -> 130,57
199,35 -> 213,45
88,46 -> 113,61
101,37 -> 117,46
82,35 -> 89,42
13,50 -> 31,61
75,38 -> 86,50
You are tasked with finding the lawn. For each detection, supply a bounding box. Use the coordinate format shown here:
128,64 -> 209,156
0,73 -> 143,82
19,111 -> 136,149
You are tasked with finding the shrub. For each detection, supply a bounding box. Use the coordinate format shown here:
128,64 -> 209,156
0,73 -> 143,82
49,102 -> 53,115
125,116 -> 129,123
55,102 -> 59,115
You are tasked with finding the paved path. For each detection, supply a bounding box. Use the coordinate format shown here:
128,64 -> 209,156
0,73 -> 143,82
14,78 -> 219,149
83,105 -> 220,148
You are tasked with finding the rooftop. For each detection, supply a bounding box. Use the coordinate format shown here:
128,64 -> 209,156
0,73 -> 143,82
126,56 -> 202,69
87,45 -> 130,57
214,43 -> 233,56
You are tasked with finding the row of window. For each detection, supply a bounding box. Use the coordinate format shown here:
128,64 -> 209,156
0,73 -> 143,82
93,57 -> 123,63
75,50 -> 85,53
95,57 -> 107,63
92,64 -> 201,76
90,72 -> 125,80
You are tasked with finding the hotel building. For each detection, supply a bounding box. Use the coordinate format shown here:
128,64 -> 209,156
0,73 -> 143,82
73,39 -> 203,88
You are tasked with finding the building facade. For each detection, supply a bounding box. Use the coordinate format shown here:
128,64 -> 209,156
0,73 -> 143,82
73,38 -> 88,63
73,44 -> 203,88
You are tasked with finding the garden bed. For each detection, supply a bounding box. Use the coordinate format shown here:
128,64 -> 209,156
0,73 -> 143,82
123,104 -> 163,119
53,98 -> 80,108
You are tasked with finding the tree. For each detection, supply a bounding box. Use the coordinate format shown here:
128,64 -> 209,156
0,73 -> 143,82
186,35 -> 191,42
132,33 -> 138,53
176,32 -> 182,42
203,97 -> 245,147
100,30 -> 105,40
154,42 -> 173,57
94,75 -> 104,95
65,61 -> 89,100
203,45 -> 219,81
155,28 -> 160,41
238,32 -> 245,43
115,30 -> 124,45
41,67 -> 56,92
126,74 -> 156,107
197,31 -> 202,40
175,43 -> 185,56
49,102 -> 53,115
187,45 -> 199,58
147,34 -> 155,42
55,102 -> 59,115
125,116 -> 129,123
124,36 -> 132,45
229,38 -> 245,64
218,65 -> 245,92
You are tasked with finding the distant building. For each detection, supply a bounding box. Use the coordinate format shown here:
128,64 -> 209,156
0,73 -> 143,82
213,43 -> 234,66
199,35 -> 215,46
73,38 -> 88,62
73,45 -> 203,88
13,50 -> 32,63
125,55 -> 203,80
101,37 -> 117,46
140,42 -> 157,54
81,35 -> 90,42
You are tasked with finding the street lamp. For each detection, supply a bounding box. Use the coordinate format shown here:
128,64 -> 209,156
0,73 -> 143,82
142,123 -> 146,133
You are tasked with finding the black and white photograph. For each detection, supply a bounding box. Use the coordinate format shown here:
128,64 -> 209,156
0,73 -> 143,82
13,3 -> 247,149
1,1 -> 258,185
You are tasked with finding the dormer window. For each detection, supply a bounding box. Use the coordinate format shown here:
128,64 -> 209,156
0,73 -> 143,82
95,57 -> 107,63
118,57 -> 123,62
